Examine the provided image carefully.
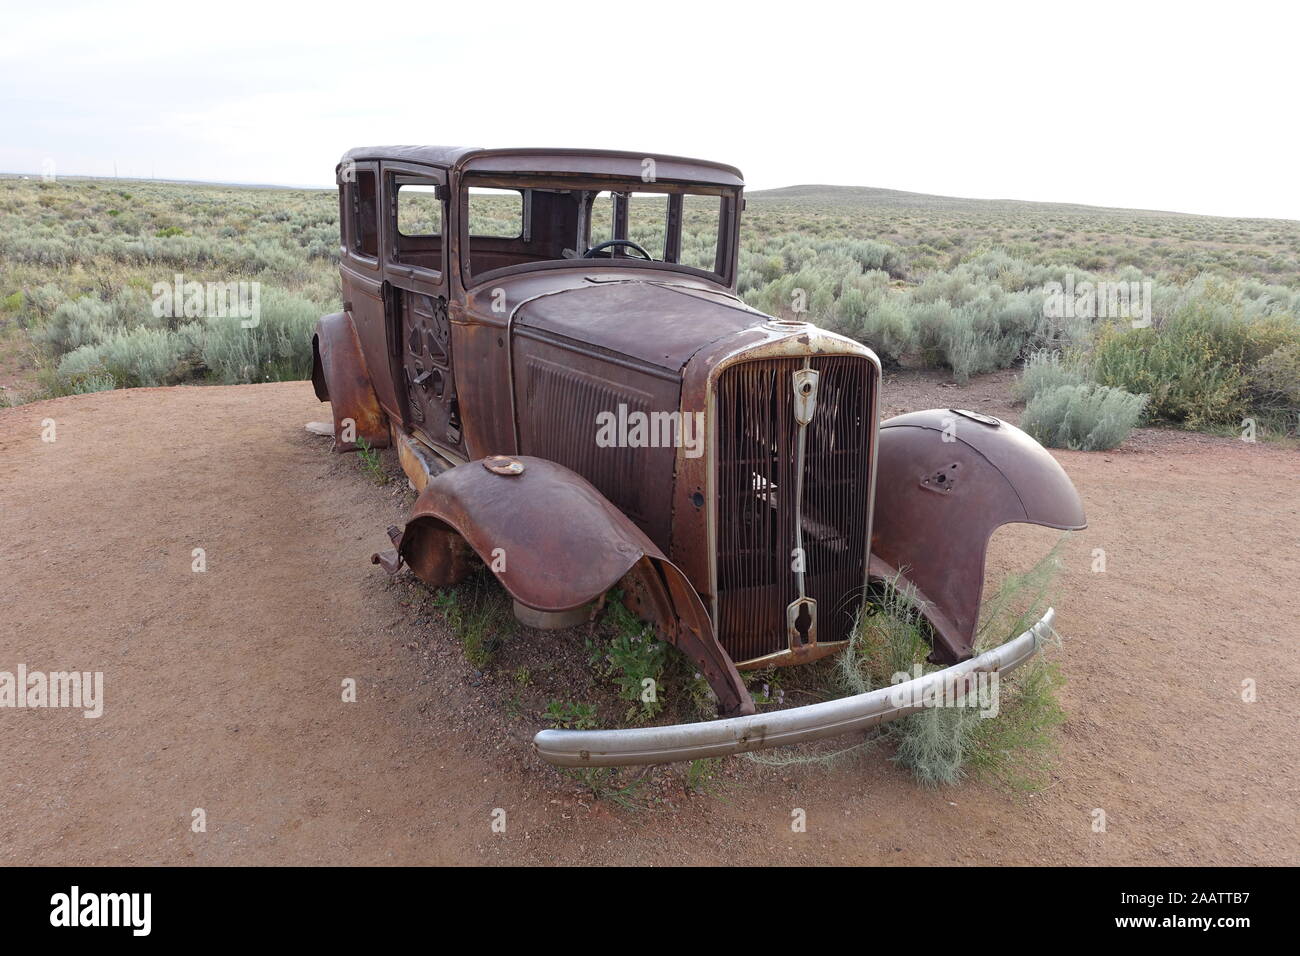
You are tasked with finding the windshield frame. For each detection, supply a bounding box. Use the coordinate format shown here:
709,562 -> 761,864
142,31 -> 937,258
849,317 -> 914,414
457,172 -> 741,291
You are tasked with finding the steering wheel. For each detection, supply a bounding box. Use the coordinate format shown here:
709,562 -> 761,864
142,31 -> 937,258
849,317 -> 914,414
582,239 -> 653,260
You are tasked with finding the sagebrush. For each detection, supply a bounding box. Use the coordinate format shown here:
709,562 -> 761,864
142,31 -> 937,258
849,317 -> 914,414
4,177 -> 1297,421
1021,383 -> 1149,450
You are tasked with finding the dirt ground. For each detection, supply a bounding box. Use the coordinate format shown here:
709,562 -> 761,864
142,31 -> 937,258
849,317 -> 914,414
1,379 -> 1296,866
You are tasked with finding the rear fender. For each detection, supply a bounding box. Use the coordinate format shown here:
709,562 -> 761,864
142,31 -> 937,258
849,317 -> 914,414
311,311 -> 389,452
870,409 -> 1086,662
390,455 -> 754,718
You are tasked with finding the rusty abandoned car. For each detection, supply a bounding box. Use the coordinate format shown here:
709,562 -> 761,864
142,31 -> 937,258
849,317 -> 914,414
310,146 -> 1086,767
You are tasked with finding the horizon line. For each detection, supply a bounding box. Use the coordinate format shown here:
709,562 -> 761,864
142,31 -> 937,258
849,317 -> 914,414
1,171 -> 1294,224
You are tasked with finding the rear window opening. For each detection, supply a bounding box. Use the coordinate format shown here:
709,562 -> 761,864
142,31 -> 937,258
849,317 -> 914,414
351,169 -> 380,259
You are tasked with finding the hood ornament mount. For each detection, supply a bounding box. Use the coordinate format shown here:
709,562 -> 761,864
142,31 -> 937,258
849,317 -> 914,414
763,318 -> 810,334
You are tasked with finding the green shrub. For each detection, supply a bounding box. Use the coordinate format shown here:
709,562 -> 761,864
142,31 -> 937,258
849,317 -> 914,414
66,372 -> 117,394
1014,348 -> 1088,402
852,297 -> 915,367
891,538 -> 1069,788
57,323 -> 202,387
33,285 -> 321,390
942,311 -> 1001,383
1248,341 -> 1300,419
200,288 -> 320,384
1091,324 -> 1242,427
31,289 -> 160,357
34,296 -> 117,354
963,656 -> 1067,791
843,238 -> 905,278
909,298 -> 1007,383
27,284 -> 67,321
1022,383 -> 1148,450
1092,278 -> 1300,426
891,702 -> 979,787
824,540 -> 1071,788
835,575 -> 932,697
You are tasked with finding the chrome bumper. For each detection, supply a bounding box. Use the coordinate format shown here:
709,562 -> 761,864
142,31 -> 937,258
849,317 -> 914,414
533,608 -> 1055,767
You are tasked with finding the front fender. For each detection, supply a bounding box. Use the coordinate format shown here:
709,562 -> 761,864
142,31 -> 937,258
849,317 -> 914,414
870,409 -> 1085,662
393,455 -> 754,718
311,311 -> 389,453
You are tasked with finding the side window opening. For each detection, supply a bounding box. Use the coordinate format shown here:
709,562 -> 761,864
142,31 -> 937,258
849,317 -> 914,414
393,178 -> 444,275
352,169 -> 379,259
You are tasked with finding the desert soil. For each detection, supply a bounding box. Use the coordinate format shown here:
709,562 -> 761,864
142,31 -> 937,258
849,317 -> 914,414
1,379 -> 1296,865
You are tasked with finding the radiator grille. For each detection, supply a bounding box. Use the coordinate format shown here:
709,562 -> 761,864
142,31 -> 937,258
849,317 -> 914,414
714,355 -> 875,663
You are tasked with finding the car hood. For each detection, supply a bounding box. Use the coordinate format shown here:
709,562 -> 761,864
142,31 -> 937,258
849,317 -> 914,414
511,276 -> 771,373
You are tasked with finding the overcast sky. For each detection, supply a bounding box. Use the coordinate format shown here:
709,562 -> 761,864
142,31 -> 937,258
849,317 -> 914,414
3,0 -> 1296,219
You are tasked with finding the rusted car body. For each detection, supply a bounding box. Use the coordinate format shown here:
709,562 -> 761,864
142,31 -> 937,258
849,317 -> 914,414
312,146 -> 1086,765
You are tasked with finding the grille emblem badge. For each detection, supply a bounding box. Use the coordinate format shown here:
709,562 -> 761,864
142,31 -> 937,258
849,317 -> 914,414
792,368 -> 820,425
787,596 -> 818,647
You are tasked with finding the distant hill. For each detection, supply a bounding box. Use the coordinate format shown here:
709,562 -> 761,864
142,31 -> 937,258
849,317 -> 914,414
747,183 -> 1217,220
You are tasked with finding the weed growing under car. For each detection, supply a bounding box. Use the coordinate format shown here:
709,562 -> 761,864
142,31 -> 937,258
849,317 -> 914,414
422,540 -> 1073,792
746,539 -> 1070,790
544,699 -> 598,730
429,568 -> 514,670
585,593 -> 670,723
354,437 -> 389,485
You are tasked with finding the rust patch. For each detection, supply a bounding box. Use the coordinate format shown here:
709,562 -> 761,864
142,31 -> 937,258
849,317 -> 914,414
312,312 -> 389,453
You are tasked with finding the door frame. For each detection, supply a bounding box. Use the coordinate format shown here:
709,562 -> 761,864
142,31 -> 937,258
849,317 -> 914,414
379,161 -> 459,454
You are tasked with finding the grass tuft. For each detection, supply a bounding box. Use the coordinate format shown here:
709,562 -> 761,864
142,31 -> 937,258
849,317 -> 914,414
354,437 -> 389,485
747,537 -> 1072,790
586,592 -> 670,724
430,568 -> 514,670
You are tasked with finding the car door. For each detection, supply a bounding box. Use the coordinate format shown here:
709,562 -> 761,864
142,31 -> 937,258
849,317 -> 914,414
381,162 -> 463,454
339,160 -> 402,416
